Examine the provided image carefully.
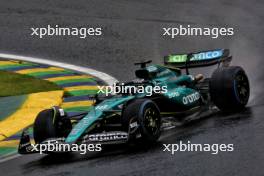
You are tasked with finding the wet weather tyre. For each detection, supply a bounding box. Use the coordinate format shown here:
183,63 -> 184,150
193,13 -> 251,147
209,66 -> 250,112
122,99 -> 161,144
33,107 -> 72,144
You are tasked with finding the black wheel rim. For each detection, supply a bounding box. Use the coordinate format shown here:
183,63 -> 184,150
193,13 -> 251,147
234,72 -> 249,104
143,107 -> 160,135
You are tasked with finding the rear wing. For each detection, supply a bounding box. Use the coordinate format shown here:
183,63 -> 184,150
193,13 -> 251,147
164,49 -> 232,69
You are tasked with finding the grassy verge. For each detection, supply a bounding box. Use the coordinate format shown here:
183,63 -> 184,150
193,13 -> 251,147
0,70 -> 61,97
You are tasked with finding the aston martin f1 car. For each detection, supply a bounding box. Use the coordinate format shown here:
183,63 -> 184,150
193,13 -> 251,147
19,49 -> 250,154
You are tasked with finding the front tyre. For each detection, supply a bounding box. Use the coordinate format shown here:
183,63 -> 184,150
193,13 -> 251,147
122,99 -> 161,144
209,66 -> 250,112
33,106 -> 72,144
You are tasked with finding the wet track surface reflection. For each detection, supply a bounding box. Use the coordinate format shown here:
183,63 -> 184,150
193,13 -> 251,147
1,106 -> 263,176
0,0 -> 264,175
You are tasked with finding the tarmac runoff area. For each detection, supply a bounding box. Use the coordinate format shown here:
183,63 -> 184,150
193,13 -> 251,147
0,56 -> 117,162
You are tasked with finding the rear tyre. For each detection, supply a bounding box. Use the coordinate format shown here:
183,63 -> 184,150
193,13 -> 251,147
122,99 -> 161,144
33,106 -> 72,144
209,66 -> 250,112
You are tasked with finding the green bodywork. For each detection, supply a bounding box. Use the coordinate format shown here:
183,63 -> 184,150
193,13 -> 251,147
65,96 -> 134,143
65,65 -> 201,143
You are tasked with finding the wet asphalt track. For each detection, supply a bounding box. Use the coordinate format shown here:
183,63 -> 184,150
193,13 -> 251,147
0,0 -> 264,175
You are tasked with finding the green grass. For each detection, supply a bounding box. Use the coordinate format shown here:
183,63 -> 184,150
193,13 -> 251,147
0,70 -> 62,97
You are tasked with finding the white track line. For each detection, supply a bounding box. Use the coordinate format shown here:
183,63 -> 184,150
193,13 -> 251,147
0,153 -> 21,164
0,53 -> 118,163
0,53 -> 117,86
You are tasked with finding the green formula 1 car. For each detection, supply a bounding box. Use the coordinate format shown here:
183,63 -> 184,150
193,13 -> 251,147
18,49 -> 250,154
